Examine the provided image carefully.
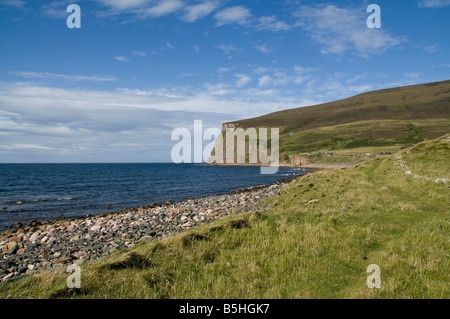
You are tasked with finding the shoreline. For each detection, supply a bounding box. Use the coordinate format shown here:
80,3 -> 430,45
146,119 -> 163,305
0,173 -> 307,283
0,171 -> 308,236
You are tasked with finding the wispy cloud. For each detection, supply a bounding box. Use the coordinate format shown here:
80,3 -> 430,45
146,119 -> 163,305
41,0 -> 76,18
95,0 -> 150,11
423,44 -> 439,53
0,0 -> 25,8
139,0 -> 184,18
254,44 -> 273,54
254,16 -> 292,31
132,51 -> 148,57
217,44 -> 241,59
258,75 -> 272,87
418,0 -> 450,8
114,55 -> 130,62
9,71 -> 117,82
294,4 -> 405,56
234,74 -> 251,87
214,6 -> 251,27
183,1 -> 220,22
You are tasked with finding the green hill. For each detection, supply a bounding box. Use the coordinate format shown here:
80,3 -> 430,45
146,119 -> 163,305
1,135 -> 449,298
225,80 -> 450,156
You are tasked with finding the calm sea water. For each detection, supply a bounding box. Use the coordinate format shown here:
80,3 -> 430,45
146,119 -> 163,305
0,164 -> 308,231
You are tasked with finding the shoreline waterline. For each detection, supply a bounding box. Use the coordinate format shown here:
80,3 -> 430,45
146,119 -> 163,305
0,164 -> 307,232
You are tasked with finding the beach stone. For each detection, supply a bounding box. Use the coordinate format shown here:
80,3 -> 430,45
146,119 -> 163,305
53,257 -> 72,264
2,273 -> 14,282
139,236 -> 153,243
8,236 -> 22,243
74,251 -> 88,259
47,237 -> 56,246
5,242 -> 18,253
29,232 -> 40,242
90,225 -> 101,232
69,235 -> 80,242
25,269 -> 36,275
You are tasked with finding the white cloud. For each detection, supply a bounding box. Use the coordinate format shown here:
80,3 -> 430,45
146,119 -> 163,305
258,75 -> 272,87
419,0 -> 450,8
95,0 -> 150,11
133,51 -> 148,57
217,44 -> 241,59
293,65 -> 316,74
9,71 -> 117,82
114,55 -> 130,62
234,74 -> 251,87
423,44 -> 439,53
0,0 -> 25,8
254,44 -> 272,54
183,1 -> 219,22
254,16 -> 292,31
41,0 -> 76,18
140,0 -> 184,18
166,42 -> 174,49
295,4 -> 404,56
214,6 -> 251,26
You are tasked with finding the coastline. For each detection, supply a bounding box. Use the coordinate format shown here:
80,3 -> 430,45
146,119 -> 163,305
0,173 -> 306,283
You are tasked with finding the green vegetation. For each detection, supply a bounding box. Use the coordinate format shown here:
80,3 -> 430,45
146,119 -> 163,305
1,135 -> 448,299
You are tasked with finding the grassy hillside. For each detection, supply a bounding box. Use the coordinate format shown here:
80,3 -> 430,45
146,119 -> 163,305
1,135 -> 448,299
226,80 -> 450,155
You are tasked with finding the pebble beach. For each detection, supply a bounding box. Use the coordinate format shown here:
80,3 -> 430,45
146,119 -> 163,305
0,179 -> 292,283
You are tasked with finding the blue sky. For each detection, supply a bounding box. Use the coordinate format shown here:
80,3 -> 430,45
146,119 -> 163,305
0,0 -> 449,162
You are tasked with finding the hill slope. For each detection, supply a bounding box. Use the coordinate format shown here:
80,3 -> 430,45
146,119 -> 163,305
224,80 -> 450,155
1,135 -> 448,298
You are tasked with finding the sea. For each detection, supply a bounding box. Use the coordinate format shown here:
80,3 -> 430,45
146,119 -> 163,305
0,163 -> 309,232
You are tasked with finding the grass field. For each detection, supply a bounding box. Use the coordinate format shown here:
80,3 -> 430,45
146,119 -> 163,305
1,135 -> 448,299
